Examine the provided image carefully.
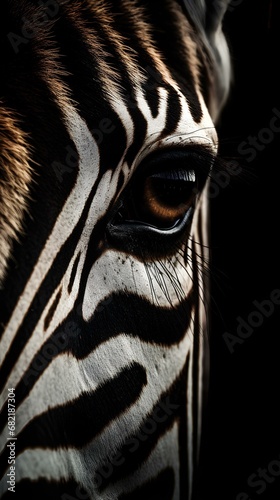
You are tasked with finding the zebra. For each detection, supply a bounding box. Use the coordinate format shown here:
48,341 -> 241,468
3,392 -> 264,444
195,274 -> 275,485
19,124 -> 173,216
0,1 -> 231,498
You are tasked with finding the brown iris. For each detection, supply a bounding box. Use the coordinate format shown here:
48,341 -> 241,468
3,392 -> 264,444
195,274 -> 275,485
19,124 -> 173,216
132,169 -> 197,228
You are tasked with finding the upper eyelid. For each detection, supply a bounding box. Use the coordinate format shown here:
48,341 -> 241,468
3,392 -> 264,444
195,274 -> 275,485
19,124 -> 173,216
131,147 -> 214,185
135,130 -> 217,157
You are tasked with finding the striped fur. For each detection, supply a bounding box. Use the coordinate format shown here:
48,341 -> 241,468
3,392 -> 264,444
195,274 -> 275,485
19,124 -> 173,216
0,1 -> 231,498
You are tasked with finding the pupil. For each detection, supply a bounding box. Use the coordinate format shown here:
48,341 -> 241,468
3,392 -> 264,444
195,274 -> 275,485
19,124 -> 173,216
150,178 -> 194,207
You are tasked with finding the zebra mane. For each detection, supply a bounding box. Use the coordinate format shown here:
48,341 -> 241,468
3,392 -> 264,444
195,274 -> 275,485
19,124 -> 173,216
0,106 -> 33,288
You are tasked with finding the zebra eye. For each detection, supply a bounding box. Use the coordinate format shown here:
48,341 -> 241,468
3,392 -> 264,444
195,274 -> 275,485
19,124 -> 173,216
125,168 -> 197,229
107,147 -> 212,257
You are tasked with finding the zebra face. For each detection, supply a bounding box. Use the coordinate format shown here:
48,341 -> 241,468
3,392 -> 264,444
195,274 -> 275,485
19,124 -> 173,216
0,1 -> 231,499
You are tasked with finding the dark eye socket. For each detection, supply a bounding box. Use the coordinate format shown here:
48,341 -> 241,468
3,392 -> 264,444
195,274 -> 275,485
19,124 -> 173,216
114,147 -> 212,231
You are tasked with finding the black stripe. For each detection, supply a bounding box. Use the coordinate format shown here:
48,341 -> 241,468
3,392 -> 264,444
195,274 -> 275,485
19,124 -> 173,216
109,0 -> 202,125
52,8 -> 128,173
105,0 -> 166,81
140,2 -> 203,123
0,478 -> 90,500
96,356 -> 189,491
0,290 -> 193,435
160,85 -> 182,138
44,287 -> 62,331
195,44 -> 213,112
68,252 -> 81,295
0,363 -> 146,474
123,103 -> 148,168
143,84 -> 161,119
118,467 -> 175,500
77,0 -> 138,100
64,291 -> 193,359
105,0 -> 163,119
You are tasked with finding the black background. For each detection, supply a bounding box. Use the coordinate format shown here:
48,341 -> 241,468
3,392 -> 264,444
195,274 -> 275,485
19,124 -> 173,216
196,1 -> 280,499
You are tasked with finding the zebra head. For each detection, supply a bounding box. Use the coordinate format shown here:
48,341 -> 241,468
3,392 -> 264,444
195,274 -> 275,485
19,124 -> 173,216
0,1 -> 231,498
